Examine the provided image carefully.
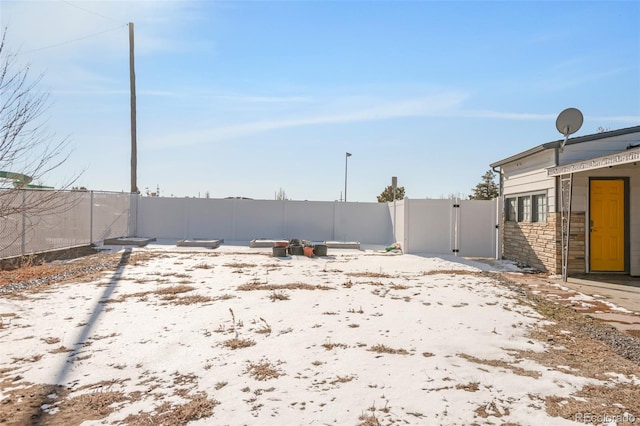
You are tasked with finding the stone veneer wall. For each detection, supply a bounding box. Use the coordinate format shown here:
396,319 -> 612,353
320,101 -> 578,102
501,212 -> 586,274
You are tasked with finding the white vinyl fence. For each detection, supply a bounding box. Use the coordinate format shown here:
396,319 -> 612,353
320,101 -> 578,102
0,189 -> 135,258
138,198 -> 393,244
1,190 -> 498,259
391,198 -> 498,257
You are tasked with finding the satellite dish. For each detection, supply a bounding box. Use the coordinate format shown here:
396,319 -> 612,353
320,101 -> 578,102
556,107 -> 583,150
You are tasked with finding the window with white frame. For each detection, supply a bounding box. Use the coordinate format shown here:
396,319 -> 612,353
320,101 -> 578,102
505,193 -> 547,223
532,194 -> 547,222
518,196 -> 531,222
506,198 -> 516,221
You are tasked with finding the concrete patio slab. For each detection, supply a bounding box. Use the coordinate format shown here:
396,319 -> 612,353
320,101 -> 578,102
102,237 -> 156,247
176,239 -> 222,249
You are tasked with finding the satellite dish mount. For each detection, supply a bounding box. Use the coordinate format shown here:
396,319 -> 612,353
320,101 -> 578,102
556,107 -> 583,151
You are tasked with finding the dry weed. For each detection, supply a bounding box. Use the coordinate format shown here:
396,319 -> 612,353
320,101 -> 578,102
224,262 -> 257,269
330,375 -> 356,385
124,391 -> 218,425
194,263 -> 212,269
269,290 -> 290,302
169,295 -> 213,305
545,382 -> 639,424
322,342 -> 349,350
254,317 -> 271,334
49,346 -> 72,354
358,412 -> 382,426
238,282 -> 333,291
368,344 -> 409,355
246,360 -> 284,381
347,272 -> 392,278
422,269 -> 480,276
458,353 -> 541,378
456,381 -> 480,392
223,338 -> 256,350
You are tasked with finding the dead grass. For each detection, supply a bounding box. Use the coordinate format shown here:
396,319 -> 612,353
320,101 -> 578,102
103,285 -> 195,304
49,346 -> 73,354
368,344 -> 409,355
358,412 -> 382,426
421,269 -> 480,276
124,391 -> 218,425
223,338 -> 256,350
246,360 -> 284,381
390,284 -> 410,290
0,252 -> 125,291
214,293 -> 236,301
254,317 -> 271,334
269,290 -> 290,301
194,263 -> 213,269
238,281 -> 333,291
168,295 -> 213,305
457,353 -> 541,378
0,379 -> 133,426
322,342 -> 349,350
474,401 -> 510,418
330,375 -> 356,385
42,337 -> 61,345
224,262 -> 257,269
347,271 -> 393,278
545,382 -> 639,424
456,381 -> 480,392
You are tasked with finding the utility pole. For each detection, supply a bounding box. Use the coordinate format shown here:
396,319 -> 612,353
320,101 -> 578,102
344,152 -> 352,202
129,22 -> 138,194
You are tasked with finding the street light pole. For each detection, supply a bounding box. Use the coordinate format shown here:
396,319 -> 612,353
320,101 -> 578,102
392,176 -> 397,241
344,152 -> 352,202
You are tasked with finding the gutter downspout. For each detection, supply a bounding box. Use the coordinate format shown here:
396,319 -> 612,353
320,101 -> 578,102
492,165 -> 503,196
492,165 -> 503,261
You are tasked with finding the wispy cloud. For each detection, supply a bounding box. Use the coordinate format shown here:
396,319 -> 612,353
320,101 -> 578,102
146,91 -> 639,149
535,66 -> 630,92
148,93 -> 467,148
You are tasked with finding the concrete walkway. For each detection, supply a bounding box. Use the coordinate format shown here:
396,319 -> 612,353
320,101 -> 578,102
505,273 -> 640,338
561,276 -> 640,314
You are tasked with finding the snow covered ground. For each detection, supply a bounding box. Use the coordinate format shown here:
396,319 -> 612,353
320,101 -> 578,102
0,244 -> 638,425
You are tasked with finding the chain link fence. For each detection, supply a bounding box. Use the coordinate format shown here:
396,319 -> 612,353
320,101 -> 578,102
0,189 -> 136,259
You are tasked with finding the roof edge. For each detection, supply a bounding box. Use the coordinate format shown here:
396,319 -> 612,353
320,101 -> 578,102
491,124 -> 640,168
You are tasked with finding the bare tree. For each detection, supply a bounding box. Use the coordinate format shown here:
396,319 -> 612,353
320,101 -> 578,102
0,28 -> 77,254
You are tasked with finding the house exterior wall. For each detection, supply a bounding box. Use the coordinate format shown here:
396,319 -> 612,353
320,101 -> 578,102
502,212 -> 558,272
500,150 -> 559,272
570,163 -> 640,276
501,150 -> 557,211
498,128 -> 640,276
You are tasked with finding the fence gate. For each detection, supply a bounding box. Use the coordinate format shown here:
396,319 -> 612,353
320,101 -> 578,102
402,198 -> 498,258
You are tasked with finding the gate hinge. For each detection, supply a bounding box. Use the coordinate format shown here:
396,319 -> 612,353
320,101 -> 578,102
452,249 -> 459,253
453,204 -> 460,208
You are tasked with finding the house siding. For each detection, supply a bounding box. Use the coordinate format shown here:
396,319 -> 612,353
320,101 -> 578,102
496,128 -> 640,276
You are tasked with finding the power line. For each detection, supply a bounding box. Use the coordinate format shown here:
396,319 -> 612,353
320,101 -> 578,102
14,24 -> 127,56
60,0 -> 121,23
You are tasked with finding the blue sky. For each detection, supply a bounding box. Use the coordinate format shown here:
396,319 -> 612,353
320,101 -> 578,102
1,1 -> 639,201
